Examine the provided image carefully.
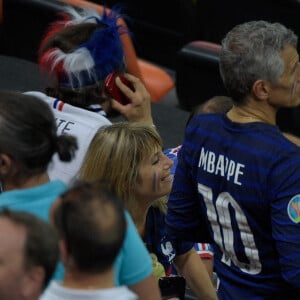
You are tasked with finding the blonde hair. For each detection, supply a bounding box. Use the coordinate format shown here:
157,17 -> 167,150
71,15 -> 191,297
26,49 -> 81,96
80,122 -> 165,214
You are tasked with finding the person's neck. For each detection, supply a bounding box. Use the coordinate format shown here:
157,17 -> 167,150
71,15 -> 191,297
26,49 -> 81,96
2,172 -> 50,192
63,268 -> 115,290
128,199 -> 150,238
227,103 -> 276,125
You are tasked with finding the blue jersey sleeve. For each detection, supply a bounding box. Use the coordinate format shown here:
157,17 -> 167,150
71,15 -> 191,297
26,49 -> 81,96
166,113 -> 300,297
270,156 -> 300,288
114,211 -> 153,286
166,138 -> 212,243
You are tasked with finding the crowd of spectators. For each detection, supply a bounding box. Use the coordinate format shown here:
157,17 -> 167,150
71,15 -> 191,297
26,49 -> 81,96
1,3 -> 300,300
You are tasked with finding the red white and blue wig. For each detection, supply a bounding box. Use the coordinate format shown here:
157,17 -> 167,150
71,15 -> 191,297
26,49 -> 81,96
39,6 -> 126,89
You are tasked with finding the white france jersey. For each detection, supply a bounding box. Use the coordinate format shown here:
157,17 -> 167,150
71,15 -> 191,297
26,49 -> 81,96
24,91 -> 111,184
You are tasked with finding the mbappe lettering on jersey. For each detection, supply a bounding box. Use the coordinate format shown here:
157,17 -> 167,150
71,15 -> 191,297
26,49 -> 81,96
198,147 -> 245,185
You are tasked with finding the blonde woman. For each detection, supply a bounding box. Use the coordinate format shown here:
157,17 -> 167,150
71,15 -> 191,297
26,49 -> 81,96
80,122 -> 217,300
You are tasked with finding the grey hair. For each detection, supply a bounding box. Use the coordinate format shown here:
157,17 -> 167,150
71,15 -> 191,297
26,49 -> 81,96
219,20 -> 298,103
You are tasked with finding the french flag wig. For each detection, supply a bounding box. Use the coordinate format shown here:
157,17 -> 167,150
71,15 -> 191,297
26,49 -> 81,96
39,6 -> 126,88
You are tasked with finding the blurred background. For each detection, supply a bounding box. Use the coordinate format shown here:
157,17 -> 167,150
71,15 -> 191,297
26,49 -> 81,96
1,0 -> 300,147
91,0 -> 300,69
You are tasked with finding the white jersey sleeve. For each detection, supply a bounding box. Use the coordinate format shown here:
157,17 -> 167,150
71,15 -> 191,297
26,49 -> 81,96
24,91 -> 111,184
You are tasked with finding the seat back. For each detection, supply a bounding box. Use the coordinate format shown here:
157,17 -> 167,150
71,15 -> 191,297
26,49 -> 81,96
175,41 -> 228,111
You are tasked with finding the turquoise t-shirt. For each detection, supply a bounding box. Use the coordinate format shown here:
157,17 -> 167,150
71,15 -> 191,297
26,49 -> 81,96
0,181 -> 152,285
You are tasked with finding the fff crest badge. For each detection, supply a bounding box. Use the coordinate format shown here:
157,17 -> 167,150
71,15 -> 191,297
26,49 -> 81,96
287,195 -> 300,223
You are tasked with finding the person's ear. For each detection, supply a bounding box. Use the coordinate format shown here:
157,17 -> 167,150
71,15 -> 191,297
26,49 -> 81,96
49,197 -> 61,225
21,266 -> 45,299
252,79 -> 270,101
59,239 -> 69,266
59,239 -> 76,269
0,153 -> 13,177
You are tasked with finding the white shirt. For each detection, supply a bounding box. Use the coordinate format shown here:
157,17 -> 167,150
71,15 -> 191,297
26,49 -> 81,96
25,91 -> 111,184
40,281 -> 138,300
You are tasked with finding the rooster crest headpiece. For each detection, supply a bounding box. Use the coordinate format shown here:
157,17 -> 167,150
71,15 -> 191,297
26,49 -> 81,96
39,6 -> 126,88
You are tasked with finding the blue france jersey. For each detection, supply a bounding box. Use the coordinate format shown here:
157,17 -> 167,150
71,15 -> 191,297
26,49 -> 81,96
145,206 -> 193,276
164,146 -> 214,260
166,113 -> 300,299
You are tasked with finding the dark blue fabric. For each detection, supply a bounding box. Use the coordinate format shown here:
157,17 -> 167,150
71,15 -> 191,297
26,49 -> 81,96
166,113 -> 300,299
145,206 -> 193,275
